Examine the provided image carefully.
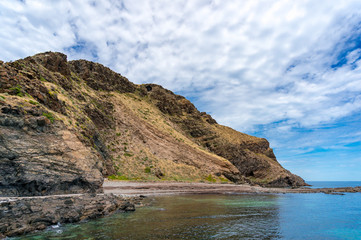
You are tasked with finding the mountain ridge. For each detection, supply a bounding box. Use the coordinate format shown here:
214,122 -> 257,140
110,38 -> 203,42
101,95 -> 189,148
0,51 -> 306,196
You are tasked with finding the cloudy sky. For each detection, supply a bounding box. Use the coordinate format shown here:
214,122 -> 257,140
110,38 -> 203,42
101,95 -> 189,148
1,0 -> 361,181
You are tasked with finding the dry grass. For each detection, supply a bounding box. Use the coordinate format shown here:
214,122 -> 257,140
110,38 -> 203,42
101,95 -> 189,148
103,92 -> 236,183
111,147 -> 205,182
211,124 -> 261,144
115,92 -> 232,163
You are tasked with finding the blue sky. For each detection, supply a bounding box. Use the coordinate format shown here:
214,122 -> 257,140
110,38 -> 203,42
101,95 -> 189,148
1,0 -> 361,181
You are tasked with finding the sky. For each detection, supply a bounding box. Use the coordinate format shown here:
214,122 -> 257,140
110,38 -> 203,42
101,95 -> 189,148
1,0 -> 361,181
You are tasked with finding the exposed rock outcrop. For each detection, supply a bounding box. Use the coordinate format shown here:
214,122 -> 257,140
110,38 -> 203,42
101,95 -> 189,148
0,102 -> 104,196
0,194 -> 139,238
142,84 -> 306,187
0,51 -> 307,196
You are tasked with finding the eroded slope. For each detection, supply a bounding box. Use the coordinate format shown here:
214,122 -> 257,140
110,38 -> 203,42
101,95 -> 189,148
0,52 -> 306,196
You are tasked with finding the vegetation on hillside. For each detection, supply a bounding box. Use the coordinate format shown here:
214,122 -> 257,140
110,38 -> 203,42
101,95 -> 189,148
0,52 -> 306,187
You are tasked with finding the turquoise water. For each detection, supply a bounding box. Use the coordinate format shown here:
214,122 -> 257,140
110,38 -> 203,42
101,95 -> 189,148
307,181 -> 361,189
15,191 -> 361,239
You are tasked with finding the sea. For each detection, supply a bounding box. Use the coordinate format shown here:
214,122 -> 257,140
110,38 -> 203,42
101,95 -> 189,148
12,181 -> 361,240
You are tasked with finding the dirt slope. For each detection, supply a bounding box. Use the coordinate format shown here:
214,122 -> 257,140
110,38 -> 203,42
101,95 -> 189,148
0,52 -> 306,196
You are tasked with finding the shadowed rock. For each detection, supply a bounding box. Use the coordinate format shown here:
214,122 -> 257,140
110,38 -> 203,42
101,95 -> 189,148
0,194 -> 139,238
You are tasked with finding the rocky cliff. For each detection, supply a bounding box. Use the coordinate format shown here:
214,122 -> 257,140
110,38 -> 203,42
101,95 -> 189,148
0,52 -> 306,196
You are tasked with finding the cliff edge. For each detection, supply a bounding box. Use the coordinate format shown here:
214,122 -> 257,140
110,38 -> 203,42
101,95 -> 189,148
0,52 -> 306,196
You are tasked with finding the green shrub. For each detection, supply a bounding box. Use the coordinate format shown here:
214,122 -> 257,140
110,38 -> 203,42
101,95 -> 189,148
42,112 -> 55,123
205,174 -> 216,183
124,152 -> 133,157
9,85 -> 24,97
28,100 -> 38,105
107,174 -> 130,180
219,177 -> 229,183
144,167 -> 151,173
0,95 -> 5,100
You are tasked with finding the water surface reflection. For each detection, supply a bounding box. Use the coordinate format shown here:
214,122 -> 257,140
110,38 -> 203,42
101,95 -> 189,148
18,194 -> 282,239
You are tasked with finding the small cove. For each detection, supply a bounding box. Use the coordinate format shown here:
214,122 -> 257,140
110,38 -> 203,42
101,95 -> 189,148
13,189 -> 361,240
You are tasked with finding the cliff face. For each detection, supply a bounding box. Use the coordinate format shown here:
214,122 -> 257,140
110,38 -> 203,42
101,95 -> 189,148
142,84 -> 306,187
0,103 -> 104,196
0,52 -> 306,196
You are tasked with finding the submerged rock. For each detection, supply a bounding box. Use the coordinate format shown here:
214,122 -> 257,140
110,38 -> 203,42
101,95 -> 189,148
0,194 -> 138,238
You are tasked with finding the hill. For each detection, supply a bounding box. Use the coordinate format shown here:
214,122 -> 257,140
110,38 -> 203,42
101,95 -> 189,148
0,52 -> 306,196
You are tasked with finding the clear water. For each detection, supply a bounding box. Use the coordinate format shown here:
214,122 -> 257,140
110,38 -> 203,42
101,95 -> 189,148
307,181 -> 361,189
14,191 -> 361,240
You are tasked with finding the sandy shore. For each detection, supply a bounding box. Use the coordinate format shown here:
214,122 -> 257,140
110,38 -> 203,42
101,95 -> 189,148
103,180 -> 361,196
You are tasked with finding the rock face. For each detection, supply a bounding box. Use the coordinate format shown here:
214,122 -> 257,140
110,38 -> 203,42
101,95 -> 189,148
143,84 -> 306,187
0,51 -> 307,196
0,194 -> 138,238
0,103 -> 104,196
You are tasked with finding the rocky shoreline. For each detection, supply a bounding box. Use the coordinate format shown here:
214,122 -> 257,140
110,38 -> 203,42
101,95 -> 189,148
0,193 -> 144,239
103,181 -> 361,196
1,181 -> 361,238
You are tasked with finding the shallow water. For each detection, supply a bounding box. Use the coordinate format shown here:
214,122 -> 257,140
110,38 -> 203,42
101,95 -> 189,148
15,192 -> 361,240
307,181 -> 361,189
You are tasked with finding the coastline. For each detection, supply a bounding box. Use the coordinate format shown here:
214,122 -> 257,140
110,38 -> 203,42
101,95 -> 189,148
103,180 -> 361,196
0,193 -> 142,239
2,181 -> 360,239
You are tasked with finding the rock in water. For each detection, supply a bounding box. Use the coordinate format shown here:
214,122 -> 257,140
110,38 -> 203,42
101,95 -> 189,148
0,194 -> 138,238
